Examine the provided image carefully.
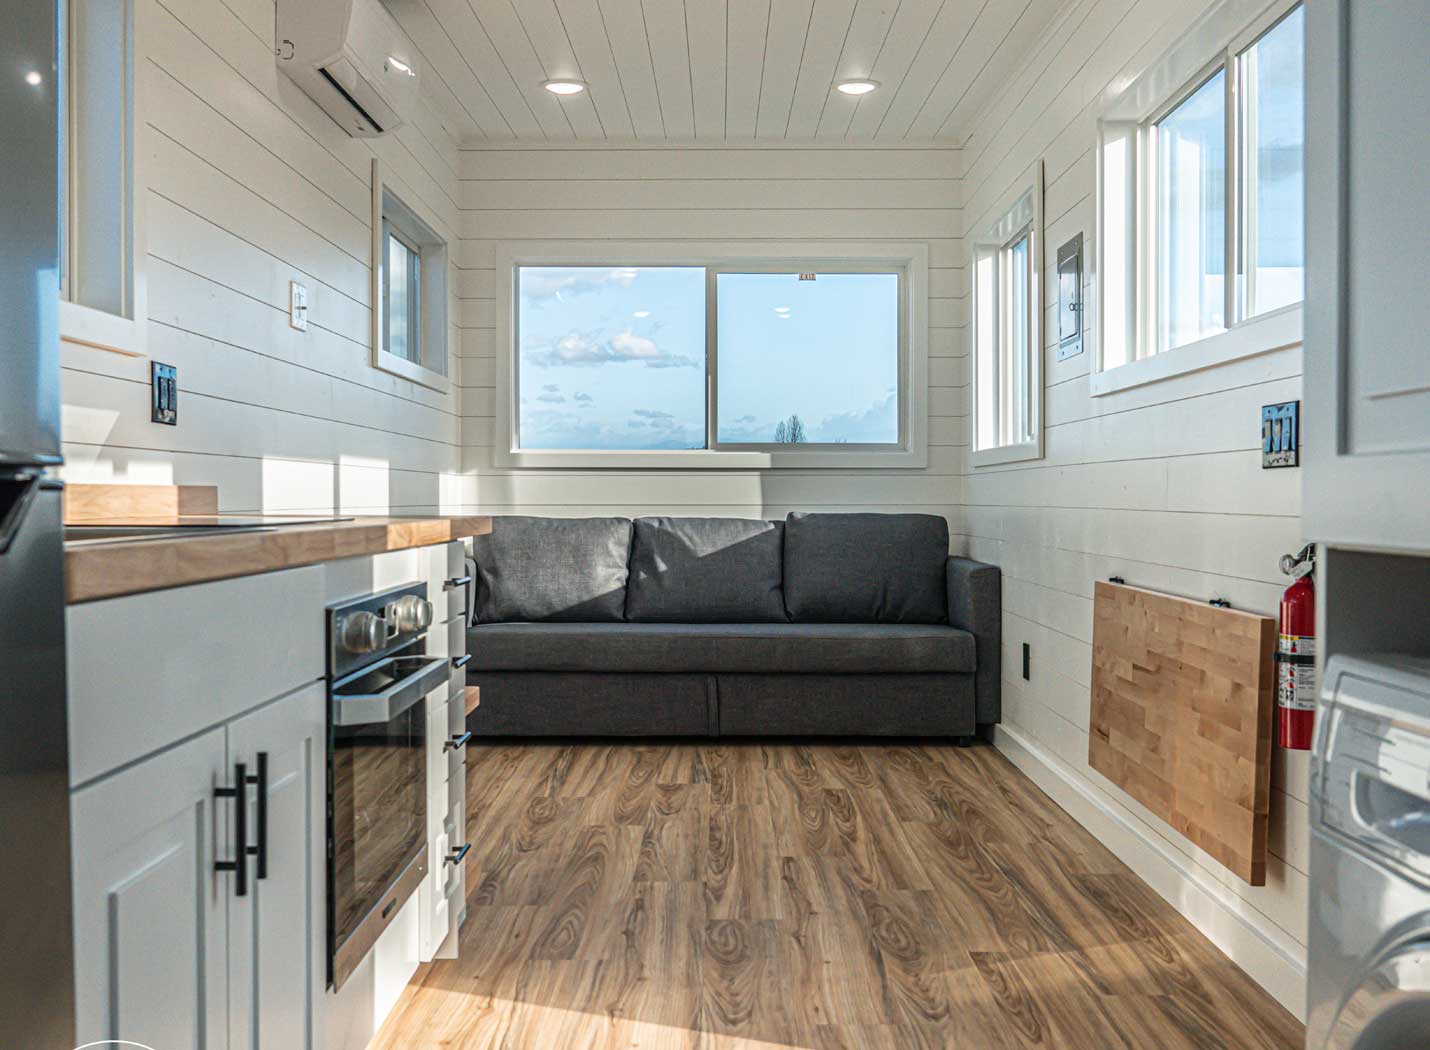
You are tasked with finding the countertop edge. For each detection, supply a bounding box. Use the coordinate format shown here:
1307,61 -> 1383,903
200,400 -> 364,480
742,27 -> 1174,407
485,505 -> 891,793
65,516 -> 492,604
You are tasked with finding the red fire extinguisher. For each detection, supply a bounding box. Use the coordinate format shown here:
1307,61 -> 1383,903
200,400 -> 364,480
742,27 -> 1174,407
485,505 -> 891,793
1275,544 -> 1316,750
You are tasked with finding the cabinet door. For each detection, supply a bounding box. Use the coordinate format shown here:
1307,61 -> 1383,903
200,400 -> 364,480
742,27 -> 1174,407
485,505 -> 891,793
71,728 -> 229,1049
1304,0 -> 1430,552
226,682 -> 327,1050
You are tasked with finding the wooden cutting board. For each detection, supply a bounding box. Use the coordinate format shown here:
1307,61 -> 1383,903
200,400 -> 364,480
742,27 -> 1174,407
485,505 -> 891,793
1089,580 -> 1277,885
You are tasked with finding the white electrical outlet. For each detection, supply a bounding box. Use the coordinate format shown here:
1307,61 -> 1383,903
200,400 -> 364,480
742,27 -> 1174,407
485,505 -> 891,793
289,281 -> 309,331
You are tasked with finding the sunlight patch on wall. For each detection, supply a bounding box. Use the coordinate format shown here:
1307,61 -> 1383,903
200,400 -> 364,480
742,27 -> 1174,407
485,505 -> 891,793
339,455 -> 390,515
261,456 -> 334,514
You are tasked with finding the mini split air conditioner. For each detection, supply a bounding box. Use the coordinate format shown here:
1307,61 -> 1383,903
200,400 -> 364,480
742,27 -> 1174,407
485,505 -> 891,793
277,0 -> 419,138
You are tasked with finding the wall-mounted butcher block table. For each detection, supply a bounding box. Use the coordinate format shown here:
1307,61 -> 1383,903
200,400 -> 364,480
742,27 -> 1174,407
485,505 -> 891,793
1089,580 -> 1277,885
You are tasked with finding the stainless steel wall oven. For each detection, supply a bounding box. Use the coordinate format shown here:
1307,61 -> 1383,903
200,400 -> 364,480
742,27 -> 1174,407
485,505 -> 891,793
327,581 -> 443,989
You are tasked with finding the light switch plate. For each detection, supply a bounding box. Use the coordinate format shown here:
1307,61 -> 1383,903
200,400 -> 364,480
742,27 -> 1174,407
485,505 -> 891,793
289,281 -> 309,331
1262,400 -> 1300,468
150,361 -> 177,425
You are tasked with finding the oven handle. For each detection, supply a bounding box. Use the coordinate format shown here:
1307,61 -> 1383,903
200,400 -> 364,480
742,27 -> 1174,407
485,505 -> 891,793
331,655 -> 447,726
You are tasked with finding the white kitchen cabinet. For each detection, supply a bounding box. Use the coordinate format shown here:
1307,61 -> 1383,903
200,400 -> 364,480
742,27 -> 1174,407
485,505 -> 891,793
1304,0 -> 1430,554
71,727 -> 229,1050
226,682 -> 327,1050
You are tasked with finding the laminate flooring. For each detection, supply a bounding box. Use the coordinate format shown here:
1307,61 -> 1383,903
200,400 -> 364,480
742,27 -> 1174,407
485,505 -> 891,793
370,740 -> 1303,1050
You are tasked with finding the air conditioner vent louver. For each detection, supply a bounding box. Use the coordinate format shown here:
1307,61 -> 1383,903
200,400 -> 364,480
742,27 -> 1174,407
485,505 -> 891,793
277,0 -> 418,139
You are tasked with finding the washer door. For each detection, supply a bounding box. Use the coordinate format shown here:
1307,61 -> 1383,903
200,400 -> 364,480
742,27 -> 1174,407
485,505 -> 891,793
1324,937 -> 1430,1050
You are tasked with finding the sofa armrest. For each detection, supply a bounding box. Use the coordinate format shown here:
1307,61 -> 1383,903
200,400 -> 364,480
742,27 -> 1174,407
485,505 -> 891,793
947,556 -> 1001,726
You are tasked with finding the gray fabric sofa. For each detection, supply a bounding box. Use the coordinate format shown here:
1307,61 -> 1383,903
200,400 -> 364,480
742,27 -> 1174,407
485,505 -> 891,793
465,512 -> 1000,738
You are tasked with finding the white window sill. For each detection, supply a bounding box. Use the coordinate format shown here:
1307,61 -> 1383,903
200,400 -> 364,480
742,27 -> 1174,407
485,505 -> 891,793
970,439 -> 1043,468
374,347 -> 452,395
60,300 -> 146,358
1091,304 -> 1302,397
493,446 -> 928,470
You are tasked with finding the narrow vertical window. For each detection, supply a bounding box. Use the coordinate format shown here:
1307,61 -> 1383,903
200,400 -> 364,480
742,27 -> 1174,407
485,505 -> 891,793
1239,5 -> 1305,318
1155,69 -> 1227,352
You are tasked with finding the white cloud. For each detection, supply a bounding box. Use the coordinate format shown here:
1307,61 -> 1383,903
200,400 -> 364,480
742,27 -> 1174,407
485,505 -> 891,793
573,392 -> 593,406
542,383 -> 560,393
519,267 -> 638,303
524,328 -> 699,369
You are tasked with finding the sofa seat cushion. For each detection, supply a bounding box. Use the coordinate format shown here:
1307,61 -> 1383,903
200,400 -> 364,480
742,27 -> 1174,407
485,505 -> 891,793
626,516 -> 788,623
472,515 -> 633,623
467,622 -> 975,675
783,512 -> 950,624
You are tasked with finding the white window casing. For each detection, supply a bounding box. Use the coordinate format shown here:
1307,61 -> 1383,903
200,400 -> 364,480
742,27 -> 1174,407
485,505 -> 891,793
60,0 -> 147,358
970,160 -> 1044,468
371,159 -> 450,394
1094,0 -> 1304,397
493,241 -> 929,471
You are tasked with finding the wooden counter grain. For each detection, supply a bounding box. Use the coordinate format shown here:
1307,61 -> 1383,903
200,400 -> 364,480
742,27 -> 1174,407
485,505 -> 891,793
65,516 -> 492,604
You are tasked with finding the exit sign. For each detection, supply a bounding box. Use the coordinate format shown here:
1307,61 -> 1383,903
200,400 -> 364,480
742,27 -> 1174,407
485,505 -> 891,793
1262,401 -> 1299,468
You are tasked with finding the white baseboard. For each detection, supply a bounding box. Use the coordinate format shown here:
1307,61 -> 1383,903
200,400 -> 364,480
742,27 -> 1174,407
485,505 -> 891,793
991,723 -> 1308,1021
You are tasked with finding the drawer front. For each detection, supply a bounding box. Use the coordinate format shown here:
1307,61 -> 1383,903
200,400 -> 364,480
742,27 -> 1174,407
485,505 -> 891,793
67,566 -> 324,786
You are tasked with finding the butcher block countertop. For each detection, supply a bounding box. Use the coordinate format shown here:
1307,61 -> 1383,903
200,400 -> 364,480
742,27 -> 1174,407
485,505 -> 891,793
64,515 -> 492,604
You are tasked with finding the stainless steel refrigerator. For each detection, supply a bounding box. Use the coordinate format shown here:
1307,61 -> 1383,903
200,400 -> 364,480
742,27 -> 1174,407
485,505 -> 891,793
0,0 -> 76,1046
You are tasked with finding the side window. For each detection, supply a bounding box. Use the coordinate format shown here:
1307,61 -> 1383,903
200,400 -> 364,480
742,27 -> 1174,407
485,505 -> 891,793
373,176 -> 448,391
971,162 -> 1043,467
60,0 -> 145,355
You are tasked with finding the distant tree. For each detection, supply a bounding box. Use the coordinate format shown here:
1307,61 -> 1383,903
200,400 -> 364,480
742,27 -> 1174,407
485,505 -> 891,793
773,414 -> 806,444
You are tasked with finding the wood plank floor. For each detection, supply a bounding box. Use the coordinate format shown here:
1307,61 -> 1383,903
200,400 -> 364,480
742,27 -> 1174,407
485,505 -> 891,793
371,741 -> 1304,1050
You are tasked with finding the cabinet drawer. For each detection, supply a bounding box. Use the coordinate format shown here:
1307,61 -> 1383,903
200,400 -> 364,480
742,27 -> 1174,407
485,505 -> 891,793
67,566 -> 324,786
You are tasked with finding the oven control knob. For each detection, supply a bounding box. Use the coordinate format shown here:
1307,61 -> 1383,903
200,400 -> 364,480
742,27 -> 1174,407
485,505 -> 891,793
391,594 -> 434,632
339,611 -> 384,654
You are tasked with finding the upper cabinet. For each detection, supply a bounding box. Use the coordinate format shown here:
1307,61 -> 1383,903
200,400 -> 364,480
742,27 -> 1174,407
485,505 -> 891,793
1303,0 -> 1430,553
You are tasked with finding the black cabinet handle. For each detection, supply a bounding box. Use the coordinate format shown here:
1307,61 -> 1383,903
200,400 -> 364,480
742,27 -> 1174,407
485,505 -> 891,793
249,752 -> 268,880
214,761 -> 249,897
446,842 -> 471,865
451,653 -> 471,670
444,575 -> 472,591
444,731 -> 473,752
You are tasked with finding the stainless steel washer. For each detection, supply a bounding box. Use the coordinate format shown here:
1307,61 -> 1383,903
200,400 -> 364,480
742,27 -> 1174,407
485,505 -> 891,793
1308,655 -> 1430,1049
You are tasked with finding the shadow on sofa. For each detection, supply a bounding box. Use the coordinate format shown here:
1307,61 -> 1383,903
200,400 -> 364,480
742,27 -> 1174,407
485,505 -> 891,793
465,512 -> 1000,739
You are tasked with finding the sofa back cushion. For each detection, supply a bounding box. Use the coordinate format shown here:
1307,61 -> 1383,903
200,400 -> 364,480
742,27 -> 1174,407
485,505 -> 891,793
473,516 -> 632,623
626,517 -> 787,623
783,512 -> 949,624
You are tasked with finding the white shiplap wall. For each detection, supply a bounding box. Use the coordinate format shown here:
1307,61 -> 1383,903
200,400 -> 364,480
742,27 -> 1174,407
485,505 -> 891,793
449,145 -> 965,530
959,0 -> 1308,1016
60,0 -> 463,514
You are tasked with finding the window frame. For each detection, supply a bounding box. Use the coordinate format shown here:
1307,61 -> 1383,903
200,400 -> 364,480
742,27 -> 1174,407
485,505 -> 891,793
371,160 -> 450,394
58,0 -> 148,359
1094,0 -> 1304,397
493,241 -> 928,470
970,161 -> 1044,468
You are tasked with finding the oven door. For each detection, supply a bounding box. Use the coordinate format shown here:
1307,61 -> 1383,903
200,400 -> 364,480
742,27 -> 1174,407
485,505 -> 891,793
328,655 -> 443,988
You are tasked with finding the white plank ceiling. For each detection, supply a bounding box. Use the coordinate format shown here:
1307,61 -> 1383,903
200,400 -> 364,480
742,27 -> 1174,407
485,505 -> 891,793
385,0 -> 1067,146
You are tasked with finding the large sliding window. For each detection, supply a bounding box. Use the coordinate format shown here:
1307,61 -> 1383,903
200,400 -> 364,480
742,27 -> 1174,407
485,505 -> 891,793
501,246 -> 925,469
1096,0 -> 1304,394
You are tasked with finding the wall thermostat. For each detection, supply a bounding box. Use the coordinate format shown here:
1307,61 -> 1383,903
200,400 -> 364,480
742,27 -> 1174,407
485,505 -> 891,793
1056,233 -> 1083,361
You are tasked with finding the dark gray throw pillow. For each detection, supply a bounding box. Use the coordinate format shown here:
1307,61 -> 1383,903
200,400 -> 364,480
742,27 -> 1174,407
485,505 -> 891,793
473,516 -> 633,623
783,512 -> 949,624
626,517 -> 788,623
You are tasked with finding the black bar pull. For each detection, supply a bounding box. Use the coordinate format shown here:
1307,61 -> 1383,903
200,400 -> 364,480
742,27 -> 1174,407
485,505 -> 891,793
445,843 -> 471,865
214,761 -> 249,897
1108,576 -> 1126,585
451,653 -> 471,670
248,752 -> 268,880
1209,598 -> 1232,608
444,575 -> 472,591
444,731 -> 473,752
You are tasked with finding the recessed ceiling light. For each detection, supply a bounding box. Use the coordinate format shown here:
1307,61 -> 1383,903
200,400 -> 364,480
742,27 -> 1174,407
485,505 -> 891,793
24,71 -> 42,86
633,310 -> 651,318
542,79 -> 588,96
386,56 -> 416,77
836,79 -> 879,96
